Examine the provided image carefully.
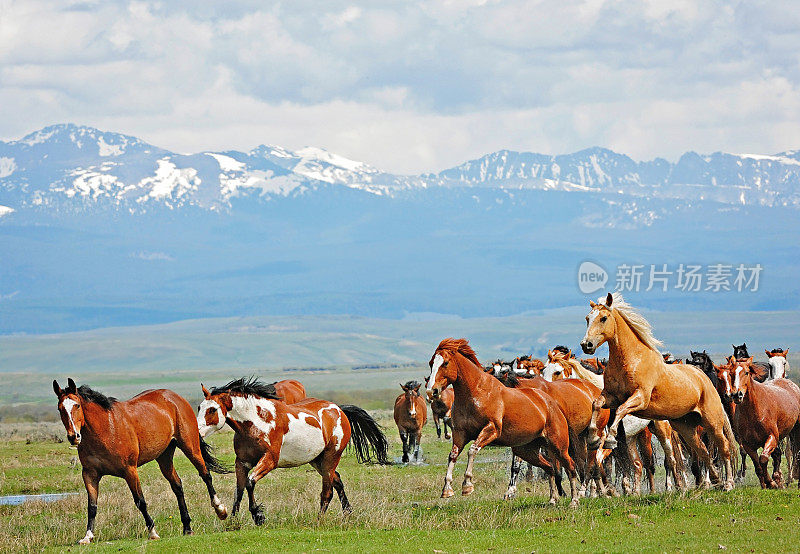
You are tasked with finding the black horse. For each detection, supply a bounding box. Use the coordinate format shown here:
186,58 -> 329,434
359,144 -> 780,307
688,350 -> 718,387
731,343 -> 771,382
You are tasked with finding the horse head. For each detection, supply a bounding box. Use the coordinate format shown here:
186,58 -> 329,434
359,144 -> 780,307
197,384 -> 232,438
733,343 -> 749,360
766,348 -> 789,379
581,292 -> 615,354
713,358 -> 736,401
542,350 -> 573,381
428,338 -> 479,394
400,381 -> 422,417
53,378 -> 84,446
729,357 -> 755,404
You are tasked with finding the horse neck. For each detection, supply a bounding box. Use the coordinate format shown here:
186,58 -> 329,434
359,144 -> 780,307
227,394 -> 277,428
452,354 -> 494,400
606,310 -> 653,369
78,401 -> 115,446
572,363 -> 604,388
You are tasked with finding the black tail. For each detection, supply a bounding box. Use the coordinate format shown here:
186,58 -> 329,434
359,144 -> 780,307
341,405 -> 390,465
200,438 -> 232,474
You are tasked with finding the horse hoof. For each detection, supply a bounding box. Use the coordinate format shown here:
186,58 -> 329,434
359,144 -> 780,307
569,498 -> 580,509
462,485 -> 474,496
503,488 -> 516,501
216,504 -> 228,520
548,498 -> 557,506
78,535 -> 93,545
723,481 -> 734,492
183,529 -> 194,536
441,488 -> 454,499
148,529 -> 160,540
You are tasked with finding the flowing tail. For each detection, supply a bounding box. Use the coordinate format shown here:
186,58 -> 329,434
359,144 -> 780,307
340,405 -> 390,465
199,438 -> 232,474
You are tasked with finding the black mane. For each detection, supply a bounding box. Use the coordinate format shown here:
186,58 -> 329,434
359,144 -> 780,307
553,345 -> 572,357
402,380 -> 422,394
493,370 -> 521,388
77,385 -> 117,410
770,348 -> 785,354
518,355 -> 531,361
210,376 -> 281,399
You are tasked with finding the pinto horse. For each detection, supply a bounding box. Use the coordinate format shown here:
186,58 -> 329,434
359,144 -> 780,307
273,379 -> 306,403
53,379 -> 228,544
720,358 -> 800,488
427,338 -> 581,507
515,355 -> 545,376
426,385 -> 454,440
197,377 -> 388,523
766,348 -> 790,380
582,293 -> 737,491
394,381 -> 427,462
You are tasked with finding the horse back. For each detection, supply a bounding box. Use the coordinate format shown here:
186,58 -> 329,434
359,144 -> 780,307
274,379 -> 306,404
282,398 -> 346,455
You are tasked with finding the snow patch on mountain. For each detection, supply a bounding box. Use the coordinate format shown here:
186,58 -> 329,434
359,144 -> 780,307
0,205 -> 14,217
0,158 -> 15,178
138,160 -> 201,203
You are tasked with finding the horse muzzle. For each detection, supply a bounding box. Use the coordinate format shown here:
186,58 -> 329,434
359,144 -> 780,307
733,392 -> 744,404
580,340 -> 596,354
68,432 -> 81,446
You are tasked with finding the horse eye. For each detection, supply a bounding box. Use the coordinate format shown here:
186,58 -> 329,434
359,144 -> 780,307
209,407 -> 216,413
600,316 -> 607,322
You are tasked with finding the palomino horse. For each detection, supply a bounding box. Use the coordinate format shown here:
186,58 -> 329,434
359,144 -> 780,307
541,353 -> 685,493
427,338 -> 581,507
765,348 -> 790,380
273,379 -> 306,403
53,379 -> 228,544
426,385 -> 454,440
732,343 -> 770,382
582,293 -> 737,490
719,358 -> 800,488
394,381 -> 427,463
492,371 -> 612,500
197,377 -> 388,523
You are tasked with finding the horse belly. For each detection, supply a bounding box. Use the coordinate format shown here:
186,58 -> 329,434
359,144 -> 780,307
277,414 -> 326,468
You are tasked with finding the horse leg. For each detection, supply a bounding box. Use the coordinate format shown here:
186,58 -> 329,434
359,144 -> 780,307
653,424 -> 684,492
444,416 -> 452,440
742,443 -> 767,488
231,458 -> 247,517
602,390 -> 649,449
123,467 -> 158,540
572,433 -> 589,497
413,430 -> 422,462
504,454 -> 522,500
625,435 -> 643,496
770,443 -> 784,488
399,430 -> 409,463
178,437 -> 227,519
672,422 -> 713,490
699,412 -> 735,491
513,442 -> 558,505
760,434 -> 781,489
548,441 -> 579,508
247,453 -> 277,525
156,444 -> 193,535
332,471 -> 352,513
441,431 -> 465,498
737,446 -> 748,482
433,414 -> 442,439
79,469 -> 100,544
637,431 -> 656,494
462,422 -> 500,496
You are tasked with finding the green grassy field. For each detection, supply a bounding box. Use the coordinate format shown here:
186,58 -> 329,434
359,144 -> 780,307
2,416 -> 800,553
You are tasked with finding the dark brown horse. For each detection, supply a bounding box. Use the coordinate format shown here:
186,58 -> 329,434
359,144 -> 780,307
426,338 -> 580,507
197,377 -> 388,524
426,385 -> 454,440
54,379 -> 228,544
723,358 -> 800,488
394,381 -> 427,463
273,379 -> 306,403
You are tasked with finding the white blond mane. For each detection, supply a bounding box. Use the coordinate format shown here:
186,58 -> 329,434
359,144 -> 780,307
599,292 -> 663,353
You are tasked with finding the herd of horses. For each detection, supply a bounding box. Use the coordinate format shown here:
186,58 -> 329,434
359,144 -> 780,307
53,292 -> 797,544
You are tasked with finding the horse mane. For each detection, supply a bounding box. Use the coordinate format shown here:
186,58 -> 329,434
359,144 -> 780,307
77,385 -> 117,410
402,380 -> 422,393
210,376 -> 281,399
553,345 -> 571,356
602,292 -> 664,352
494,370 -> 521,388
436,338 -> 481,368
770,348 -> 785,354
518,355 -> 531,361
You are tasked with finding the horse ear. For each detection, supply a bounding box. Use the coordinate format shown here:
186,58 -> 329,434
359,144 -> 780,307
53,380 -> 62,397
765,349 -> 772,357
606,292 -> 613,306
414,383 -> 422,392
589,300 -> 597,308
66,378 -> 77,394
201,384 -> 211,399
784,348 -> 789,356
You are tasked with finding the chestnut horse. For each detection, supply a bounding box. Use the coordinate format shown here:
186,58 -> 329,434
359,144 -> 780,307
515,355 -> 545,376
426,338 -> 580,507
721,358 -> 800,488
426,385 -> 454,440
582,293 -> 737,490
394,381 -> 427,463
197,377 -> 388,523
53,379 -> 228,544
273,379 -> 306,403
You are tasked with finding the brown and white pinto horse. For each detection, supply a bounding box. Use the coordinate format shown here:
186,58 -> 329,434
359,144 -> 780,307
53,379 -> 228,544
766,348 -> 790,380
427,338 -> 581,507
197,377 -> 388,524
426,385 -> 454,440
582,293 -> 737,490
394,381 -> 427,463
515,355 -> 545,377
721,358 -> 800,488
273,379 -> 306,403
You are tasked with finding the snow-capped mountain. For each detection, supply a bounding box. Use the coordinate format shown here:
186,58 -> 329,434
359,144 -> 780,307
2,124 -> 800,215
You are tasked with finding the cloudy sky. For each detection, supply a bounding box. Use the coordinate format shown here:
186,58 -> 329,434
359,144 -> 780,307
1,0 -> 799,172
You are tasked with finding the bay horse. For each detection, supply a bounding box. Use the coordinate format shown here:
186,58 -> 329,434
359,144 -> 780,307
582,293 -> 737,490
766,348 -> 790,380
53,379 -> 228,544
426,384 -> 454,440
720,357 -> 800,488
197,377 -> 388,524
273,379 -> 306,403
426,338 -> 581,507
394,381 -> 427,462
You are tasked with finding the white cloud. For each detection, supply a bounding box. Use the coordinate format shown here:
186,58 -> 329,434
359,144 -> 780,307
0,0 -> 799,172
